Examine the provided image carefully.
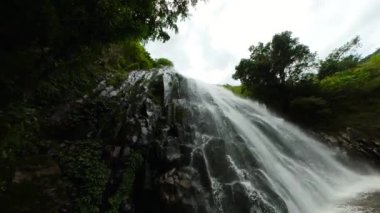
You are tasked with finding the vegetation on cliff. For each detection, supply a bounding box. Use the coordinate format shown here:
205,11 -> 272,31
0,0 -> 198,212
231,32 -> 380,138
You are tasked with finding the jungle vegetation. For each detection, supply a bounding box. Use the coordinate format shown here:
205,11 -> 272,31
231,32 -> 380,136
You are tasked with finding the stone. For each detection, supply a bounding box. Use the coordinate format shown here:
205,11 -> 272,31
166,177 -> 174,185
179,179 -> 192,189
112,146 -> 121,158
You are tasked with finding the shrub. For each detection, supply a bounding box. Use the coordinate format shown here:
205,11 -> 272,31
320,54 -> 380,94
153,58 -> 174,68
289,96 -> 331,124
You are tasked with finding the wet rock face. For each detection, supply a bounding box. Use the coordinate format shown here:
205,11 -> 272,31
130,70 -> 288,213
129,71 -> 216,213
317,128 -> 380,169
38,70 -> 287,212
20,70 -> 171,212
158,168 -> 209,212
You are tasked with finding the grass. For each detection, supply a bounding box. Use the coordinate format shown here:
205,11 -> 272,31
222,84 -> 251,97
320,54 -> 380,93
314,54 -> 380,135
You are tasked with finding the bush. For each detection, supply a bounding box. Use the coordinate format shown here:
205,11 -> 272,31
223,85 -> 251,97
320,54 -> 380,94
153,58 -> 174,68
318,36 -> 361,79
0,0 -> 191,108
57,140 -> 109,212
289,96 -> 331,124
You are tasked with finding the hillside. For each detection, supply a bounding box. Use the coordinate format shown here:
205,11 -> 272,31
318,54 -> 380,136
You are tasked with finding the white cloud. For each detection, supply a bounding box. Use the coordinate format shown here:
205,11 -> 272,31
146,0 -> 380,85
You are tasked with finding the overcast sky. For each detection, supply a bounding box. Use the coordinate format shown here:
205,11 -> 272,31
146,0 -> 380,85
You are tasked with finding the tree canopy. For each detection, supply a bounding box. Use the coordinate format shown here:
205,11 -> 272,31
0,0 -> 201,106
231,31 -> 380,128
318,36 -> 361,79
233,31 -> 316,90
1,0 -> 200,50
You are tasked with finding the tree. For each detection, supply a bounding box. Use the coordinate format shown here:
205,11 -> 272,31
232,31 -> 316,111
0,0 -> 201,106
318,36 -> 361,79
154,58 -> 174,68
233,31 -> 316,89
0,0 -> 201,50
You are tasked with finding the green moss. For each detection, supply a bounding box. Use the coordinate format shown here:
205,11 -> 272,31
57,140 -> 110,212
107,152 -> 143,213
106,72 -> 129,88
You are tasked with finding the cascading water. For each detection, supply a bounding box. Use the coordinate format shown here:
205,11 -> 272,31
129,70 -> 380,213
184,79 -> 380,213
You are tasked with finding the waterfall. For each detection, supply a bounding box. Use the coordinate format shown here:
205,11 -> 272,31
130,70 -> 380,213
186,78 -> 380,212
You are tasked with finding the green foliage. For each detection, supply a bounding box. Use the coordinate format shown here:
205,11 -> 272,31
289,96 -> 331,124
232,31 -> 316,111
232,31 -> 380,134
1,0 -> 200,48
57,140 -> 109,212
34,40 -> 155,106
223,85 -> 250,97
154,58 -> 174,68
105,41 -> 155,71
107,152 -> 143,213
318,36 -> 361,79
290,53 -> 380,131
0,105 -> 41,173
0,104 -> 66,213
320,54 -> 380,93
0,105 -> 39,144
361,48 -> 380,62
0,0 -> 186,211
106,73 -> 130,88
0,0 -> 193,108
233,31 -> 316,90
